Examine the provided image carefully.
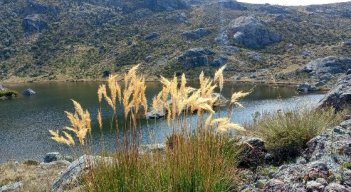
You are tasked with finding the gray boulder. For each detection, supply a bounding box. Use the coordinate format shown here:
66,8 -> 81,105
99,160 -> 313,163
211,55 -> 227,67
301,56 -> 351,75
219,45 -> 240,55
146,108 -> 165,119
0,84 -> 5,91
22,88 -> 36,96
0,182 -> 23,192
178,48 -> 215,67
44,152 -> 62,163
182,28 -> 211,40
144,32 -> 159,40
246,51 -> 262,62
227,16 -> 281,49
318,74 -> 351,111
343,39 -> 351,47
215,32 -> 229,45
22,14 -> 48,34
52,155 -> 113,192
297,82 -> 317,93
238,137 -> 266,168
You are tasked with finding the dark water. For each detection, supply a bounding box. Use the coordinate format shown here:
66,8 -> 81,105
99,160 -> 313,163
0,82 -> 324,163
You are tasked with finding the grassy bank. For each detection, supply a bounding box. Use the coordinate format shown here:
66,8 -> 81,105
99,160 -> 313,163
0,89 -> 18,100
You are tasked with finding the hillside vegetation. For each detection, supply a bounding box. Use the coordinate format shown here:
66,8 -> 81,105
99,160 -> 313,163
0,0 -> 350,82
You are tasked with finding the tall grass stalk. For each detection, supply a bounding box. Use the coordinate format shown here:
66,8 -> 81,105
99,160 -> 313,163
49,65 -> 249,191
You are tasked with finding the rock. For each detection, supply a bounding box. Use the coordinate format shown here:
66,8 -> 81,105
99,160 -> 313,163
44,152 -> 62,163
145,108 -> 165,119
0,182 -> 23,192
144,55 -> 153,63
264,179 -> 287,191
0,84 -> 5,91
219,45 -> 240,55
215,32 -> 229,45
182,28 -> 211,40
22,88 -> 36,96
301,56 -> 351,76
324,183 -> 349,192
302,50 -> 313,57
247,51 -> 262,62
238,137 -> 266,167
27,0 -> 59,15
165,12 -> 188,23
52,155 -> 113,192
22,14 -> 48,34
297,82 -> 317,93
318,74 -> 351,111
285,43 -> 295,51
343,39 -> 351,47
144,32 -> 159,40
342,170 -> 351,187
211,55 -> 227,67
227,16 -> 281,49
306,180 -> 325,191
257,4 -> 290,14
138,143 -> 166,154
178,48 -> 215,67
320,73 -> 333,82
217,0 -> 247,10
212,93 -> 228,107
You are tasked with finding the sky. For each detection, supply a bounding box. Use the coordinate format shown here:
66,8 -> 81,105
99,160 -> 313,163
237,0 -> 351,6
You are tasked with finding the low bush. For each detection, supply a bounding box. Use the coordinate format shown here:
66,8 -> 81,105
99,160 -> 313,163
250,108 -> 344,163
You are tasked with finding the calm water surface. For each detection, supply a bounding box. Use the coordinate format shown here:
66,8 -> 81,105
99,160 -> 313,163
0,82 -> 324,163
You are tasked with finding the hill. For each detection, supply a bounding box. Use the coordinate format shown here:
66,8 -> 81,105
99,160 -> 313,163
0,0 -> 350,83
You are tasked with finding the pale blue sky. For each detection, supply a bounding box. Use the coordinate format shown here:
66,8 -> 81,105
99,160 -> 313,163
237,0 -> 350,6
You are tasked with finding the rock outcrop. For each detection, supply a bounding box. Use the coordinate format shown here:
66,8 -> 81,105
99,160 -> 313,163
182,28 -> 211,40
318,74 -> 351,111
178,48 -> 215,67
226,16 -> 281,49
22,14 -> 48,34
301,56 -> 351,76
242,119 -> 351,191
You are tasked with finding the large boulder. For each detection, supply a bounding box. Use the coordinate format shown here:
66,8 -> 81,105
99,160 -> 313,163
22,88 -> 36,96
178,48 -> 215,67
182,28 -> 211,40
52,155 -> 113,192
318,74 -> 351,111
237,137 -> 267,168
22,14 -> 48,33
301,56 -> 351,76
226,16 -> 281,49
0,181 -> 23,192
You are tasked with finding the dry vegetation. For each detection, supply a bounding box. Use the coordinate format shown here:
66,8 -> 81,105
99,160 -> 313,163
49,65 -> 250,191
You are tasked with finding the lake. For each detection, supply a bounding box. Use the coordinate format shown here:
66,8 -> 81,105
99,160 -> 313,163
0,82 -> 325,163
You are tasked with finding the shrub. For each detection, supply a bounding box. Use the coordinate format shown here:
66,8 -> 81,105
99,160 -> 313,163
250,108 -> 344,162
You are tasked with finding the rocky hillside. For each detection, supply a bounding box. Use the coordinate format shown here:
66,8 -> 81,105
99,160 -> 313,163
0,0 -> 350,82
